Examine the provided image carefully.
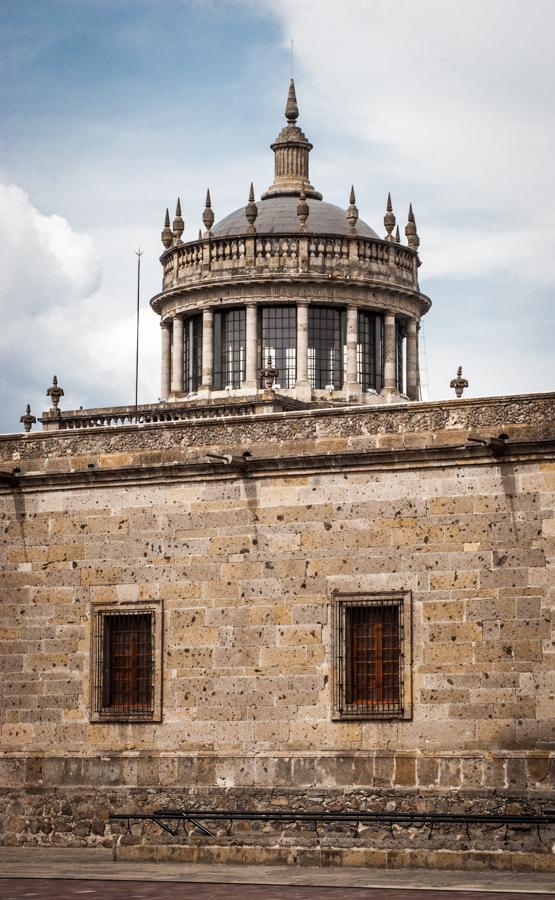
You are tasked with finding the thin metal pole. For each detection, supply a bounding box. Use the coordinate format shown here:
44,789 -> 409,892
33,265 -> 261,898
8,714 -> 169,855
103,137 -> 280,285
134,249 -> 143,412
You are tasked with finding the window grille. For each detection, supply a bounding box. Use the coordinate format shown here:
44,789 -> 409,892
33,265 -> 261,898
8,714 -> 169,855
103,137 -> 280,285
260,306 -> 296,388
213,308 -> 246,389
184,314 -> 202,393
333,596 -> 406,719
308,307 -> 345,389
92,611 -> 154,720
357,311 -> 383,391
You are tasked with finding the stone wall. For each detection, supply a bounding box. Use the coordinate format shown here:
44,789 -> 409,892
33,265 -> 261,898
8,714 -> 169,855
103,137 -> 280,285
1,393 -> 554,856
1,752 -> 554,859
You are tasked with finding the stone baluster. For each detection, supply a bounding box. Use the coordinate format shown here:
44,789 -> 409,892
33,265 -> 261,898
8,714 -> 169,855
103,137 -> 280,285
382,311 -> 397,395
170,315 -> 184,395
200,308 -> 213,392
406,318 -> 418,400
244,304 -> 258,390
160,321 -> 172,400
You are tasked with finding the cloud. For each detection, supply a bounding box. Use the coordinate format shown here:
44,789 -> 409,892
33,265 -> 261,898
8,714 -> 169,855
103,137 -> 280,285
0,182 -> 100,313
0,183 -> 162,432
262,0 -> 555,276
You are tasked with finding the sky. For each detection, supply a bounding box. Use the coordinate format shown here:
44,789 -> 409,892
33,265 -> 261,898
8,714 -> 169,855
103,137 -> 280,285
0,0 -> 553,432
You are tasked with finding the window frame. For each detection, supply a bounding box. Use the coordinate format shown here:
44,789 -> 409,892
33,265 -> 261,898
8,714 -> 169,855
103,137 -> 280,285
332,591 -> 412,721
184,313 -> 203,394
308,306 -> 346,390
213,307 -> 246,390
357,310 -> 384,391
90,601 -> 163,723
259,305 -> 297,389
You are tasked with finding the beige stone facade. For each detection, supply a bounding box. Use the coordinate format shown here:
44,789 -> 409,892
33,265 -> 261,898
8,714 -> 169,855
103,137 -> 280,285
1,393 -> 554,863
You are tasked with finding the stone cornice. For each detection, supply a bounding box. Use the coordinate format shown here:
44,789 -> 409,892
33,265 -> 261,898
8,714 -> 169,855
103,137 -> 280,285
1,437 -> 553,494
1,393 -> 553,464
153,278 -> 431,321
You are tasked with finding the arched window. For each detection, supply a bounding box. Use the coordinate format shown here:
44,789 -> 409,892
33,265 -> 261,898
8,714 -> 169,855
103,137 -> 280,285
308,307 -> 345,389
260,306 -> 296,388
357,311 -> 383,391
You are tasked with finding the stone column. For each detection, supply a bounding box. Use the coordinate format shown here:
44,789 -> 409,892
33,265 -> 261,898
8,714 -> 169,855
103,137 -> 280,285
295,302 -> 310,400
160,321 -> 171,401
200,307 -> 213,392
406,318 -> 418,400
244,304 -> 258,390
382,311 -> 397,395
170,315 -> 184,395
344,305 -> 361,399
416,322 -> 421,400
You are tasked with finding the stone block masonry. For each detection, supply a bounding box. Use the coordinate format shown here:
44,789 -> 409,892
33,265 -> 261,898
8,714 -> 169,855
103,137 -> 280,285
0,393 -> 554,861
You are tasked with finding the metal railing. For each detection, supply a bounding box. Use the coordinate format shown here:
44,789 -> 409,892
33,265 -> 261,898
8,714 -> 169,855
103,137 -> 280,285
110,807 -> 555,842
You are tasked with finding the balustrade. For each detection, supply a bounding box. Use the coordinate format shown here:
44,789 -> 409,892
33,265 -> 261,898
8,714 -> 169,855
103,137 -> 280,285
159,231 -> 418,290
41,401 -> 260,431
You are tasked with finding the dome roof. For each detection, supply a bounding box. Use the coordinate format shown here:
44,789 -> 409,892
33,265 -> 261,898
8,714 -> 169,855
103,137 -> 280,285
212,196 -> 379,239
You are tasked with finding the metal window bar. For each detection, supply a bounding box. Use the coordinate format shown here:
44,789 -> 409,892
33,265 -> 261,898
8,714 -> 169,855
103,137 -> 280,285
93,611 -> 154,720
334,598 -> 404,718
260,306 -> 297,388
184,314 -> 202,393
357,311 -> 383,391
213,308 -> 246,389
308,307 -> 345,389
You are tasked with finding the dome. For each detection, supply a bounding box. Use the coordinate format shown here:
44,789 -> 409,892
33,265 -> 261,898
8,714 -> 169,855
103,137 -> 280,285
212,195 -> 379,239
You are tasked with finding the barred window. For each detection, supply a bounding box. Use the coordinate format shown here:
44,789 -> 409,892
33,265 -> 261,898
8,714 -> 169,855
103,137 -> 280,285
184,314 -> 202,393
260,306 -> 296,388
333,593 -> 412,720
357,311 -> 383,391
213,308 -> 246,389
308,307 -> 345,389
91,605 -> 162,722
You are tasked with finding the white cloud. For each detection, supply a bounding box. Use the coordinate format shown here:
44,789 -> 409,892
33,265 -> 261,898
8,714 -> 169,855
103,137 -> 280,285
0,183 -> 101,314
0,183 -> 162,431
262,0 -> 555,277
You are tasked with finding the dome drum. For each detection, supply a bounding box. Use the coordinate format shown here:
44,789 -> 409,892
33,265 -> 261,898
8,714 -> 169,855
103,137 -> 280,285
158,299 -> 421,406
153,79 -> 430,408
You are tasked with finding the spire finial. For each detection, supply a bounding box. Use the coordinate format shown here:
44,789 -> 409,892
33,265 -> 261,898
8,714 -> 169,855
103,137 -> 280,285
395,224 -> 401,243
245,182 -> 258,233
450,366 -> 468,398
203,188 -> 215,234
161,208 -> 173,249
20,403 -> 36,433
46,375 -> 64,412
405,203 -> 420,252
297,185 -> 309,230
346,185 -> 359,233
384,192 -> 396,242
285,78 -> 299,124
173,197 -> 184,245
